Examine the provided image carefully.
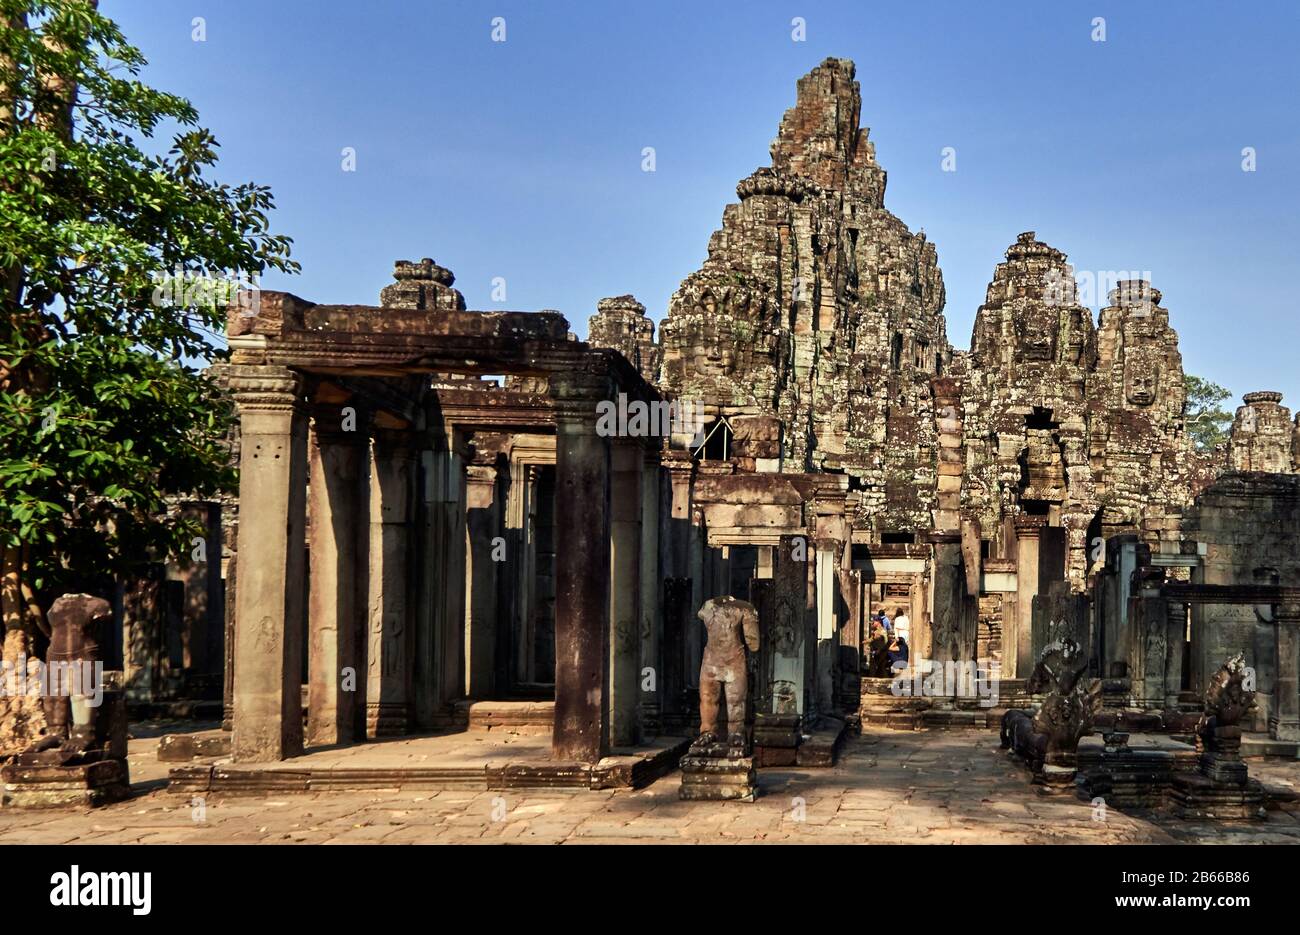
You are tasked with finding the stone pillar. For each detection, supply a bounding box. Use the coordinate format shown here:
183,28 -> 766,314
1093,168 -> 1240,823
1270,602 -> 1300,744
836,567 -> 862,712
178,501 -> 222,683
550,386 -> 610,762
229,367 -> 308,762
411,448 -> 437,730
1165,601 -> 1187,709
463,456 -> 500,699
434,438 -> 468,715
929,533 -> 967,667
772,535 -> 807,718
221,523 -> 237,731
639,450 -> 662,734
1013,517 -> 1045,677
803,538 -> 819,716
814,544 -> 837,713
660,454 -> 694,724
306,404 -> 367,747
366,428 -> 416,737
412,439 -> 456,730
121,567 -> 164,702
609,440 -> 643,746
687,506 -> 707,687
504,458 -> 532,687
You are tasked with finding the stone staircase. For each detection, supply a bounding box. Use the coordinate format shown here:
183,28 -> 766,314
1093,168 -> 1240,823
859,676 -> 1035,730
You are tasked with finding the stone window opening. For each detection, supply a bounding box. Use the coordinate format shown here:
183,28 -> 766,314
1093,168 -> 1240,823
693,417 -> 734,461
1020,499 -> 1051,516
891,332 -> 903,370
1025,406 -> 1058,431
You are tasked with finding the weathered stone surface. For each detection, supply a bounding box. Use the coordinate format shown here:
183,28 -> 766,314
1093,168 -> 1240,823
658,57 -> 946,537
1229,391 -> 1294,473
587,295 -> 660,384
378,258 -> 466,312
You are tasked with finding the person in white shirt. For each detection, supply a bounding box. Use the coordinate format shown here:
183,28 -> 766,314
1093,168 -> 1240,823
893,610 -> 910,645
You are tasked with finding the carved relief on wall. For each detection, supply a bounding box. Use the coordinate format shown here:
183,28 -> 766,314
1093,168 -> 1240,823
1016,309 -> 1057,361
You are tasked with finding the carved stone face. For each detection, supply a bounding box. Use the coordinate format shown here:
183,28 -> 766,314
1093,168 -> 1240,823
1062,310 -> 1090,365
1017,309 -> 1057,361
1124,347 -> 1160,407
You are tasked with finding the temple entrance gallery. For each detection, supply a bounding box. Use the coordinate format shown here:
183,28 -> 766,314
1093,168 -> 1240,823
194,59 -> 1300,778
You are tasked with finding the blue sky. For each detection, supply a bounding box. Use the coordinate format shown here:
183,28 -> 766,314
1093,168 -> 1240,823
105,0 -> 1300,406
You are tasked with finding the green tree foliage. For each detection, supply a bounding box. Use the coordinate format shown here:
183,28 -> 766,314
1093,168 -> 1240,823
1184,374 -> 1233,451
0,1 -> 296,624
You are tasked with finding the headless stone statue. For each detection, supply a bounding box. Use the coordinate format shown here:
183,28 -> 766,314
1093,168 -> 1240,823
696,596 -> 760,748
23,593 -> 110,764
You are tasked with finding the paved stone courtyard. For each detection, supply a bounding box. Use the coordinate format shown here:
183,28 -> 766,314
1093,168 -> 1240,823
2,728 -> 1297,844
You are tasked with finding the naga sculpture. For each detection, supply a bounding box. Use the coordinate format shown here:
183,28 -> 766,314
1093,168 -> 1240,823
1197,652 -> 1255,734
1169,653 -> 1264,817
1000,638 -> 1102,772
696,595 -> 760,749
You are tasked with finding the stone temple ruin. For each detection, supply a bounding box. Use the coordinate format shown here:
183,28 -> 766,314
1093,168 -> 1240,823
10,58 -> 1297,809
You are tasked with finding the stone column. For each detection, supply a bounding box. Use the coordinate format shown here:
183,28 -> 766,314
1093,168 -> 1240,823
221,523 -> 237,731
1270,602 -> 1300,744
306,404 -> 368,747
505,458 -> 532,686
660,454 -> 694,724
772,535 -> 807,718
121,567 -> 164,702
412,440 -> 453,730
229,367 -> 308,762
929,533 -> 967,667
463,456 -> 500,699
687,506 -> 707,686
1013,517 -> 1045,678
366,428 -> 416,737
639,450 -> 662,734
609,440 -> 643,746
550,383 -> 611,762
1131,572 -> 1167,709
417,435 -> 466,726
814,543 -> 837,713
178,501 -> 221,683
837,567 -> 862,712
1165,601 -> 1187,710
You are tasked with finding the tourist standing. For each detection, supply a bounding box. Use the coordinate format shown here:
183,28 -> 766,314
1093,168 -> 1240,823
893,609 -> 910,645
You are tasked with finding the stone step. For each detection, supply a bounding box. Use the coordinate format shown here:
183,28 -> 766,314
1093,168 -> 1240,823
796,718 -> 847,767
157,731 -> 231,762
170,736 -> 691,795
454,700 -> 555,733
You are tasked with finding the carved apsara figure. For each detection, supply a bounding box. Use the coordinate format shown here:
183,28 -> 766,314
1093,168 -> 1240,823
696,596 -> 760,747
